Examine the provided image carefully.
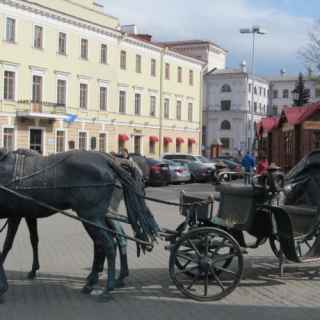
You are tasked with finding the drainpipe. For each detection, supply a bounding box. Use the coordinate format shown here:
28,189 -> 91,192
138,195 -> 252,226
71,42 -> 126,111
158,47 -> 167,158
199,66 -> 205,155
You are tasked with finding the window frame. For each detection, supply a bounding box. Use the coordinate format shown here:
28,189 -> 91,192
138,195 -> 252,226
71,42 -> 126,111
221,100 -> 231,111
78,131 -> 88,151
58,32 -> 67,55
57,78 -> 67,107
176,100 -> 182,120
150,96 -> 156,117
165,63 -> 170,80
100,44 -> 108,64
189,70 -> 194,86
3,70 -> 16,101
120,50 -> 127,70
119,90 -> 127,114
56,129 -> 67,153
33,25 -> 43,50
164,98 -> 170,119
177,66 -> 182,83
32,74 -> 43,103
5,17 -> 16,43
79,82 -> 88,110
99,86 -> 108,111
2,126 -> 15,151
134,93 -> 141,115
99,132 -> 108,153
221,84 -> 232,93
188,102 -> 193,122
151,59 -> 156,77
136,54 -> 142,73
80,38 -> 88,60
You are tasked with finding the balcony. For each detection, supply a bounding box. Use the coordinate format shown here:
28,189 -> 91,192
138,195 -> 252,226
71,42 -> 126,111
16,100 -> 67,120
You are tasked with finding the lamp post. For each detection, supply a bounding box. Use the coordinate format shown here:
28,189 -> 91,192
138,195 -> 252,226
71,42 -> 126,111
240,26 -> 266,152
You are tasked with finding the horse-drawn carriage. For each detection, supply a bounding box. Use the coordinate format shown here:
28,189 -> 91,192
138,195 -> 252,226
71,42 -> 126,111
1,149 -> 320,302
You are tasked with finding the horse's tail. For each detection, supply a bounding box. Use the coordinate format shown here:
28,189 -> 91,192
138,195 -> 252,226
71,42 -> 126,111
105,157 -> 160,244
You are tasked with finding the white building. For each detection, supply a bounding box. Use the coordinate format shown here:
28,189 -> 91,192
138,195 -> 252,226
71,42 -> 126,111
203,63 -> 269,157
267,71 -> 320,115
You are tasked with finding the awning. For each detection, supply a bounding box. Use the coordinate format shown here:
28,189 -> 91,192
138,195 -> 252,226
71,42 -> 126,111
164,137 -> 173,144
149,136 -> 159,143
188,138 -> 196,144
176,137 -> 185,144
118,134 -> 129,142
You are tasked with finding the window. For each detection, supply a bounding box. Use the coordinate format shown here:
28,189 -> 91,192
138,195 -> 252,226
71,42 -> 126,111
283,89 -> 289,98
149,141 -> 156,155
135,93 -> 141,115
91,137 -> 97,150
79,83 -> 88,109
259,87 -> 262,96
34,25 -> 43,49
119,90 -> 126,113
164,98 -> 170,119
188,103 -> 193,122
259,103 -> 262,113
306,89 -> 311,97
254,87 -> 257,95
32,75 -> 42,103
221,120 -> 231,130
176,141 -> 181,153
150,96 -> 156,117
221,84 -> 232,93
58,32 -> 67,55
272,105 -> 278,115
273,90 -> 278,99
254,102 -> 257,113
4,71 -> 15,100
248,84 -> 252,92
78,132 -> 87,150
136,55 -> 142,73
100,87 -> 107,111
120,50 -> 126,70
165,63 -> 170,80
151,59 -> 156,77
57,79 -> 66,106
99,133 -> 107,153
248,101 -> 251,111
177,66 -> 182,83
81,39 -> 88,59
101,44 -> 108,64
189,70 -> 194,86
134,136 -> 141,154
221,137 -> 230,149
164,143 -> 169,153
263,88 -> 266,97
176,101 -> 182,120
3,128 -> 14,151
56,130 -> 65,153
221,100 -> 231,111
6,18 -> 15,42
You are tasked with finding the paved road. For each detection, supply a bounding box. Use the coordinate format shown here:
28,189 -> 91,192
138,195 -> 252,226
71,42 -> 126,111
1,183 -> 320,320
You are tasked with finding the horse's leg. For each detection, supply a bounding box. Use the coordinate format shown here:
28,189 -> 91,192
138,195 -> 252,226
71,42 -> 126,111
81,236 -> 106,294
79,211 -> 116,301
0,253 -> 8,297
1,217 -> 22,263
25,217 -> 40,279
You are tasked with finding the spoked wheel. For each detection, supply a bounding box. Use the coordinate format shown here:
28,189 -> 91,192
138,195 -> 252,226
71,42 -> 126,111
169,227 -> 243,301
270,234 -> 319,259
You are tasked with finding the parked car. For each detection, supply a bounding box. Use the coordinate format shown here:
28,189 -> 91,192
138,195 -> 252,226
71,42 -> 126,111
145,158 -> 171,186
163,160 -> 191,184
162,154 -> 216,171
172,159 -> 213,182
129,153 -> 151,185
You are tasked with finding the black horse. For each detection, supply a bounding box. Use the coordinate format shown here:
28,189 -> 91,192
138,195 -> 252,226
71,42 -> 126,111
0,149 -> 159,300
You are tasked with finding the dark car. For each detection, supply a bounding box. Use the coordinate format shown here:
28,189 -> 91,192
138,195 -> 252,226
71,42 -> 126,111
146,158 -> 171,186
129,153 -> 151,184
173,159 -> 213,182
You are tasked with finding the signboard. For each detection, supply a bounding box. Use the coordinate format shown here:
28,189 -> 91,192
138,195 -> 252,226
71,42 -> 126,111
303,121 -> 320,130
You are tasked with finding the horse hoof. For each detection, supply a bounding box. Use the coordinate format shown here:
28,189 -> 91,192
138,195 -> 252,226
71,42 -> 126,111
97,291 -> 113,302
27,271 -> 37,280
81,285 -> 94,295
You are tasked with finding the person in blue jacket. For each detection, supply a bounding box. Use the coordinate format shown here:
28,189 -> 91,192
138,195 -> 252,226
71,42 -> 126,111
241,151 -> 256,184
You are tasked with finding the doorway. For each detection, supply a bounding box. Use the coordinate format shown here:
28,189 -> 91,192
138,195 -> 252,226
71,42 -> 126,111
30,129 -> 43,154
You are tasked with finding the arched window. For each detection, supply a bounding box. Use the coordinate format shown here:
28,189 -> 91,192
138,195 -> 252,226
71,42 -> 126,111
221,120 -> 231,130
221,84 -> 232,93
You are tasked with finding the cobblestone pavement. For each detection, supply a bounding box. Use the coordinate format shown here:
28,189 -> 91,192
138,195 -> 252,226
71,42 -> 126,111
1,183 -> 320,320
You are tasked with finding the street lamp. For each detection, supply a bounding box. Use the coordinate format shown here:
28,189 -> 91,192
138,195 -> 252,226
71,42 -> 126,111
240,25 -> 267,152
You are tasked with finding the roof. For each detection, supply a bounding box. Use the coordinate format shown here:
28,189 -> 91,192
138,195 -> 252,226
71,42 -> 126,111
281,102 -> 320,125
155,40 -> 228,53
207,69 -> 269,83
266,75 -> 317,82
257,117 -> 279,136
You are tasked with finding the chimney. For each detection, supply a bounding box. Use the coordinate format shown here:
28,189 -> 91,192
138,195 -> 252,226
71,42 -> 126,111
240,60 -> 247,72
134,34 -> 152,42
280,68 -> 286,77
121,25 -> 138,35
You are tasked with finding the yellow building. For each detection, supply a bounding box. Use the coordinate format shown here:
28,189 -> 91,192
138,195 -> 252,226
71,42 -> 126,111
0,0 -> 204,157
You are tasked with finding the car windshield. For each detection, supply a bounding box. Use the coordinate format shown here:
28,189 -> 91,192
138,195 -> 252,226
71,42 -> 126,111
194,156 -> 211,163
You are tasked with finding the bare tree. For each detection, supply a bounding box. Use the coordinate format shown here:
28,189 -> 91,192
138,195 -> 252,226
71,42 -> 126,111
299,19 -> 320,71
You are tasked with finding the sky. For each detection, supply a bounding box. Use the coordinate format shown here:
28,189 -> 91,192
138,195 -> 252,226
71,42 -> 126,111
100,0 -> 319,77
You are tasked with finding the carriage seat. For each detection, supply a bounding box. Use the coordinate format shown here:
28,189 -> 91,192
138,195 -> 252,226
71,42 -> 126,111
279,205 -> 319,237
217,183 -> 265,198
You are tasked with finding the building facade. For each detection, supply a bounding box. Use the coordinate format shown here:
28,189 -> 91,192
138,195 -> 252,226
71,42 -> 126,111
0,0 -> 204,157
267,72 -> 320,116
203,65 -> 269,157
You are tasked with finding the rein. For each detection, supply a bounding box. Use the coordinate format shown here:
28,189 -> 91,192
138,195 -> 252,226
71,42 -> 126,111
0,220 -> 8,233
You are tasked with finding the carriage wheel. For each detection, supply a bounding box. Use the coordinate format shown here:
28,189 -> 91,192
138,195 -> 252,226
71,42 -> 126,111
169,227 -> 243,301
269,234 -> 319,259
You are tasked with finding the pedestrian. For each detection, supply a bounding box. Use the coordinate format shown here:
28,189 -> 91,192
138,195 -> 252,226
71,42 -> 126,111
120,148 -> 130,160
241,151 -> 255,184
256,155 -> 269,175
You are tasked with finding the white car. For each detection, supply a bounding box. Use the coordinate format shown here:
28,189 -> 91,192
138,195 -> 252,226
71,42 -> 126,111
162,154 -> 216,170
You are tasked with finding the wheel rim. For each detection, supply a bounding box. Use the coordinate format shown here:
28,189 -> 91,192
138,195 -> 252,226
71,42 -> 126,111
170,227 -> 243,301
